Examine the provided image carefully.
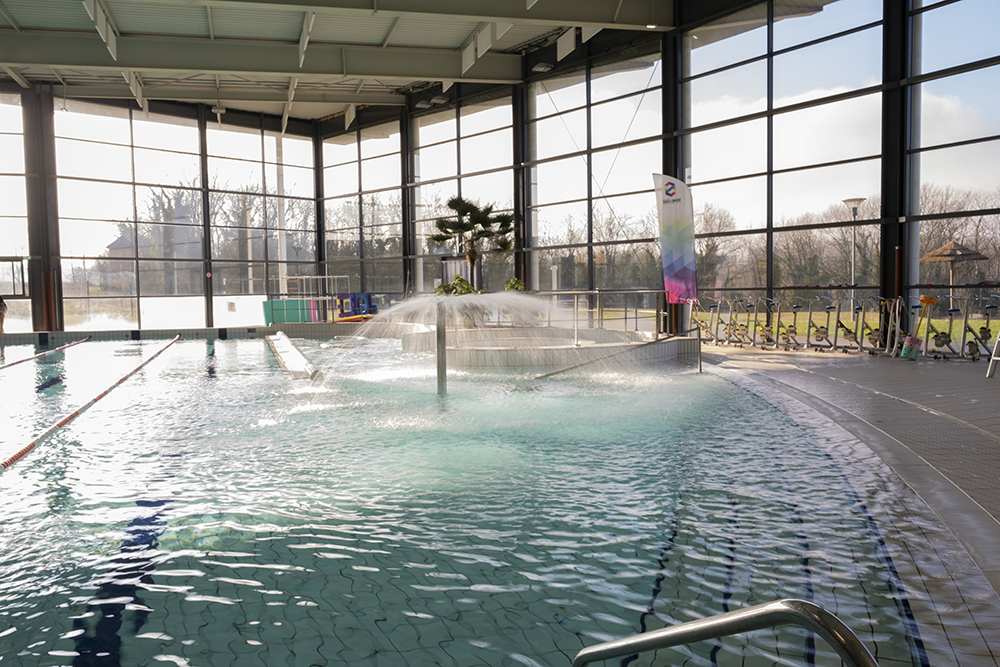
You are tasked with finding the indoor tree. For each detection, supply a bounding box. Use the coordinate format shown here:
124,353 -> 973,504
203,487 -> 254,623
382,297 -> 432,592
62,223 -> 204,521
428,196 -> 514,291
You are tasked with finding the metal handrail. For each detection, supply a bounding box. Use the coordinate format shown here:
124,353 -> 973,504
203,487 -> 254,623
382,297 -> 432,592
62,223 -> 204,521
571,599 -> 878,667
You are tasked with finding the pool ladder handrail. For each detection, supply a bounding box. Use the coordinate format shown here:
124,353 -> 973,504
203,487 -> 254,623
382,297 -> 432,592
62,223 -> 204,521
571,598 -> 878,667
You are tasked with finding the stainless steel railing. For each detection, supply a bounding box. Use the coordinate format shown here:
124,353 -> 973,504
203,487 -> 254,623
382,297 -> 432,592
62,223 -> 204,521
571,599 -> 878,667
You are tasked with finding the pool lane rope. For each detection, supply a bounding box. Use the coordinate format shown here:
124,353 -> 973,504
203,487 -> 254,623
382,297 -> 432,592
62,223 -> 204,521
1,335 -> 181,471
0,336 -> 92,371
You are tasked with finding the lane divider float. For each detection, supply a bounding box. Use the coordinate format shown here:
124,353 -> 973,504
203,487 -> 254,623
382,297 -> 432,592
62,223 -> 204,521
0,336 -> 92,371
1,335 -> 181,471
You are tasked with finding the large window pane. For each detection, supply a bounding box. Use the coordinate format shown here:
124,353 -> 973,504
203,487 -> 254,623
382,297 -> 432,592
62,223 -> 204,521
691,176 -> 768,232
591,92 -> 661,148
775,225 -> 880,288
594,241 -> 662,289
774,0 -> 882,52
323,134 -> 358,166
532,156 -> 588,206
360,122 -> 401,159
774,159 -> 881,225
361,154 -> 401,190
139,260 -> 205,296
918,218 -> 1000,285
685,3 -> 767,77
704,232 -> 767,289
916,0 -> 1000,75
460,96 -> 512,135
773,94 -> 882,170
213,263 -> 267,295
461,129 -> 513,173
530,109 -> 586,160
326,227 -> 360,262
133,115 -> 199,153
414,109 -> 456,146
529,69 -> 586,118
530,201 -> 587,247
685,60 -> 767,127
363,223 -> 403,258
324,162 -> 359,197
414,142 -> 457,182
268,197 -> 316,231
687,118 -> 767,183
0,176 -> 27,217
266,163 -> 314,198
58,179 -> 133,220
527,247 -> 587,291
361,191 -> 402,226
207,126 -> 261,161
212,226 -> 266,261
365,259 -> 404,293
136,187 -> 202,225
0,218 -> 29,256
0,95 -> 23,133
0,134 -> 25,173
55,102 -> 130,144
267,230 -> 316,262
915,141 -> 1000,212
461,171 -> 513,211
325,196 -> 360,230
210,192 -> 264,228
591,141 -> 661,199
592,193 -> 658,242
208,156 -> 263,193
62,258 -> 136,297
213,294 -> 267,326
774,28 -> 881,106
326,261 -> 361,293
138,223 -> 203,259
134,147 -> 201,187
413,179 -> 457,221
60,219 -> 130,258
916,64 -> 1000,149
265,133 -> 314,167
56,138 -> 133,182
591,54 -> 661,104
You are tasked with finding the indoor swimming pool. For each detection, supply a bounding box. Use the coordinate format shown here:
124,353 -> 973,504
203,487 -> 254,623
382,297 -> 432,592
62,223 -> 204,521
0,336 -> 985,666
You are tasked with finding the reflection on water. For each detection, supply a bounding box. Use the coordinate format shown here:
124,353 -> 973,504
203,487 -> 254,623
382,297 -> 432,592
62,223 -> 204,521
0,338 -> 935,666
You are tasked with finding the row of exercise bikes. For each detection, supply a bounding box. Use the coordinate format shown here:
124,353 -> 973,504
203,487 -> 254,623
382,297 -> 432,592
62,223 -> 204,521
692,293 -> 999,361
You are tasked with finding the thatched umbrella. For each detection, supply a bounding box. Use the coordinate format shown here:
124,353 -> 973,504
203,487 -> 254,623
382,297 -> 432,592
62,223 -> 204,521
920,241 -> 988,308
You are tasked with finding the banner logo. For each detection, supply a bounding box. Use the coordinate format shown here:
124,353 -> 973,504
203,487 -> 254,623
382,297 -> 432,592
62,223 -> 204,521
664,182 -> 676,197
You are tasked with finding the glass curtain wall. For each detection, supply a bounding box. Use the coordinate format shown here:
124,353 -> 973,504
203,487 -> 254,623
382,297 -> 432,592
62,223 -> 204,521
208,123 -> 316,325
683,0 -> 883,303
0,93 -> 30,332
323,120 -> 403,297
411,92 -> 515,293
526,49 -> 663,292
56,101 -> 204,330
910,0 -> 1000,305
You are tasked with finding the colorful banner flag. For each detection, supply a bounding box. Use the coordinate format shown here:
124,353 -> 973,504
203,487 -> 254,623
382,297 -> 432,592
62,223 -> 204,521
653,174 -> 697,304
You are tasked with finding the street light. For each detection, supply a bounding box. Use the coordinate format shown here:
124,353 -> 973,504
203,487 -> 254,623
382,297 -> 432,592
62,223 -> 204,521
842,197 -> 866,302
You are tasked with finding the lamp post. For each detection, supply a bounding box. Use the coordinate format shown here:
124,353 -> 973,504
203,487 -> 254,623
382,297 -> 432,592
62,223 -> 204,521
842,198 -> 866,303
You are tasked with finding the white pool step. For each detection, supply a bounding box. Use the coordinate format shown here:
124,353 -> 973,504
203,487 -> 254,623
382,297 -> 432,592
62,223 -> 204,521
266,331 -> 324,382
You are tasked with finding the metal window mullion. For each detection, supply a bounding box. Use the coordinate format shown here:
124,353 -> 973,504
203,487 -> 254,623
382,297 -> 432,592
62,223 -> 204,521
765,0 -> 775,300
198,104 -> 214,325
585,58 -> 594,292
313,120 -> 326,275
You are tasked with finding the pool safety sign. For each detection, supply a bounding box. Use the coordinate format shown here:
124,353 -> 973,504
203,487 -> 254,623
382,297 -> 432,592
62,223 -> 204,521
653,174 -> 697,304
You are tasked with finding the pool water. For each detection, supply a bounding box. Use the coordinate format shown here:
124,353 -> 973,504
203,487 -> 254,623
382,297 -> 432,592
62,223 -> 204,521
0,337 -> 933,666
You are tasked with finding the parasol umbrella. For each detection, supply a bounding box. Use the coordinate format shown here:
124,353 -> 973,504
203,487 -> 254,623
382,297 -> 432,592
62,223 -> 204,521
920,241 -> 988,308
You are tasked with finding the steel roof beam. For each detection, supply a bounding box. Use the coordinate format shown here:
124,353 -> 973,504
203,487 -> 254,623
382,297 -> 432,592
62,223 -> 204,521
111,0 -> 673,31
0,32 -> 522,84
52,83 -> 405,105
0,1 -> 22,32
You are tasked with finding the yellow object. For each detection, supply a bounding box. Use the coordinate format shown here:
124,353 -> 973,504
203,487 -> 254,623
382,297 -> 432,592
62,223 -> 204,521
919,294 -> 937,305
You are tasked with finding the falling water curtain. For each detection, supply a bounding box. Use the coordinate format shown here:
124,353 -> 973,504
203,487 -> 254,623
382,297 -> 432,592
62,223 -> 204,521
654,174 -> 697,331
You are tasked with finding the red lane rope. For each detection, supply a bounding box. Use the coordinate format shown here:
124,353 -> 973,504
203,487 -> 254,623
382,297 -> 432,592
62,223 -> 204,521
1,335 -> 181,471
0,336 -> 92,370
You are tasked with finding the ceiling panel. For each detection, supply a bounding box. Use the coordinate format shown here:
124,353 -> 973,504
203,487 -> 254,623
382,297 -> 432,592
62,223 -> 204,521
211,6 -> 303,41
107,1 -> 209,38
3,0 -> 92,31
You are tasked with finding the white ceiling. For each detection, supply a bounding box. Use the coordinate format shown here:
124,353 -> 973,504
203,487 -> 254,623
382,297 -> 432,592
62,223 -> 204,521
0,0 -> 673,121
